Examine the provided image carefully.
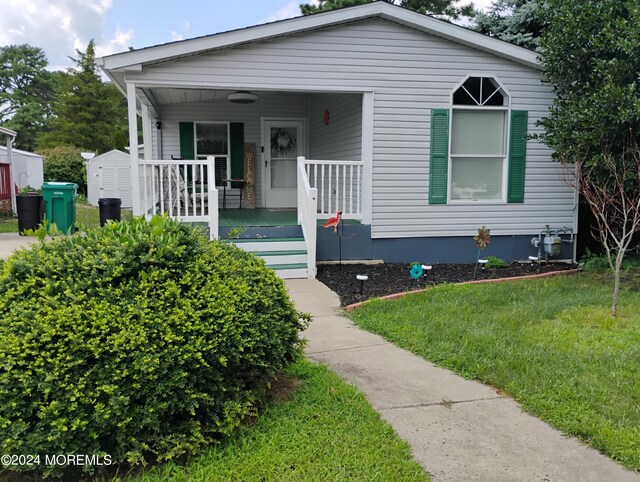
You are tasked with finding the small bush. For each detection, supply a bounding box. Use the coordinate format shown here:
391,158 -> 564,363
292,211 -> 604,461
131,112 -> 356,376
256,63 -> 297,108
0,216 -> 305,477
39,145 -> 87,194
485,256 -> 508,268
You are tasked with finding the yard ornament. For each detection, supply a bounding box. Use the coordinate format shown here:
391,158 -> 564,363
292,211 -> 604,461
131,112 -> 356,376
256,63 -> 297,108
323,211 -> 342,233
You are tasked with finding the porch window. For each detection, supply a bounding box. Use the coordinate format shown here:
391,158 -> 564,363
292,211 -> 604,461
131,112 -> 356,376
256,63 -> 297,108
450,77 -> 508,202
195,122 -> 229,187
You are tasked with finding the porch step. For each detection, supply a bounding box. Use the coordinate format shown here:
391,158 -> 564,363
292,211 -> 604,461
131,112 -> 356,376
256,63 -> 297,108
254,250 -> 307,265
268,263 -> 308,279
233,238 -> 309,279
233,238 -> 306,252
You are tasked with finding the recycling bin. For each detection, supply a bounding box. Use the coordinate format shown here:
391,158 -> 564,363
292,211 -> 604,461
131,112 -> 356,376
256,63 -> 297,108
98,198 -> 122,227
16,193 -> 44,235
42,182 -> 78,234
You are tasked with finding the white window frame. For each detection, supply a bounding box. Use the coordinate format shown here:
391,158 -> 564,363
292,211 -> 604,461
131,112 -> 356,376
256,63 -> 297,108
194,121 -> 231,185
447,75 -> 511,204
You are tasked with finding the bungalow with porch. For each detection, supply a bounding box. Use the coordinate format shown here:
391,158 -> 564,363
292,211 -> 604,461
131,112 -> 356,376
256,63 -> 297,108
98,1 -> 577,279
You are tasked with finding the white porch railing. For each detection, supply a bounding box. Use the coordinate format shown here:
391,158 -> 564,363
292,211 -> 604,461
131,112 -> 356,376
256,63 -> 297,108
302,158 -> 363,220
139,156 -> 219,239
297,157 -> 318,279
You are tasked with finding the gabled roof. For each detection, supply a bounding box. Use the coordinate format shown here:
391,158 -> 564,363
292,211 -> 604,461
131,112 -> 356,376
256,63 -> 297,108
86,149 -> 130,162
98,1 -> 540,75
0,145 -> 43,158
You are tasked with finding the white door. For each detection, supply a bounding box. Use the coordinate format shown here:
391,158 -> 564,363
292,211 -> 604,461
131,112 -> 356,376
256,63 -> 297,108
264,120 -> 305,208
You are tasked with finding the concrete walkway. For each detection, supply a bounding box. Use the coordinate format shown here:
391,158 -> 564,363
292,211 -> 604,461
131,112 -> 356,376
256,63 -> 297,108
0,232 -> 36,259
286,279 -> 640,482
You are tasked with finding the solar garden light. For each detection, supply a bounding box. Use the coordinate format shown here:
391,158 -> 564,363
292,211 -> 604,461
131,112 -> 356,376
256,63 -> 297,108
356,274 -> 368,295
478,259 -> 489,272
421,264 -> 432,280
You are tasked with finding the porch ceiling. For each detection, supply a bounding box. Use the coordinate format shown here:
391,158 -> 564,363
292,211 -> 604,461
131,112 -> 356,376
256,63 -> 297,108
145,88 -> 308,106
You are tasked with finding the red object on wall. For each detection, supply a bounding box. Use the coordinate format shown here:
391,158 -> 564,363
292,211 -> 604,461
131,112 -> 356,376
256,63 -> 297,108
323,110 -> 330,126
0,164 -> 12,201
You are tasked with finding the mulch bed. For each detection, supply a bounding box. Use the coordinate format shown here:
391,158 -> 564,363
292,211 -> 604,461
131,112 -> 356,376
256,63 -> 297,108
317,262 -> 576,307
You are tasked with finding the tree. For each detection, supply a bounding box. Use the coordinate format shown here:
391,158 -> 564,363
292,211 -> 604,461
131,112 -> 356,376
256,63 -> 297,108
539,0 -> 640,317
300,0 -> 475,21
37,40 -> 128,154
0,45 -> 57,151
40,146 -> 87,194
473,0 -> 544,50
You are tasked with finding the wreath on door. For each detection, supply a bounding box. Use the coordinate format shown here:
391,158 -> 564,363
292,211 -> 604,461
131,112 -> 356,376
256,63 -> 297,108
271,129 -> 296,156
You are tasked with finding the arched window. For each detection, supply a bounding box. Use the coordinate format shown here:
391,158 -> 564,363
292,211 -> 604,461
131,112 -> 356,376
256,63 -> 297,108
450,76 -> 509,202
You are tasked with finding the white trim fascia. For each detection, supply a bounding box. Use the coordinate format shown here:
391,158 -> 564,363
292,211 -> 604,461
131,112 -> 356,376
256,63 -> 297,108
361,92 -> 374,225
0,126 -> 17,138
99,3 -> 539,73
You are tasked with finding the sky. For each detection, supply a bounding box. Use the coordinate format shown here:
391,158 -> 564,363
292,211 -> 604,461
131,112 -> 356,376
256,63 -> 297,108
0,0 -> 493,71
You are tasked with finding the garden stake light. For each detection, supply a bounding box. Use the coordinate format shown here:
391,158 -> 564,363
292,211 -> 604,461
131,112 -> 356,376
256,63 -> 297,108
356,274 -> 368,295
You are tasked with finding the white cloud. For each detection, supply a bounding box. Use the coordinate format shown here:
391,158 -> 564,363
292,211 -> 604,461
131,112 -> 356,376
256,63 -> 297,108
0,0 -> 130,70
170,31 -> 183,42
264,1 -> 301,23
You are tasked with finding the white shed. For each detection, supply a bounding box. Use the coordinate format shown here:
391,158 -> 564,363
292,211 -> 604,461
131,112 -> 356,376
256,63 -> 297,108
86,149 -> 132,208
0,146 -> 44,191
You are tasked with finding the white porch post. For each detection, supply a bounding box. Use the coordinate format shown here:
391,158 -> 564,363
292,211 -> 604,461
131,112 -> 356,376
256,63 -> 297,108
126,82 -> 141,215
7,136 -> 16,215
361,92 -> 374,225
141,103 -> 153,161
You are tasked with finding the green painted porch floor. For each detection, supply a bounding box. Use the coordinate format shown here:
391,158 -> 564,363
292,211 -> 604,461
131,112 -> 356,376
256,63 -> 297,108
219,209 -> 360,227
219,209 -> 297,227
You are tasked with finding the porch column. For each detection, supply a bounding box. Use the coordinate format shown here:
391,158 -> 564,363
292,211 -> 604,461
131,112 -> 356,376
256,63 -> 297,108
361,92 -> 374,225
141,103 -> 153,161
126,81 -> 141,215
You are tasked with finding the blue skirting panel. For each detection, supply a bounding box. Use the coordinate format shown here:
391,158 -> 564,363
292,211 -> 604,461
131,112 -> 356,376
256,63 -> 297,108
373,235 -> 575,263
317,226 -> 574,263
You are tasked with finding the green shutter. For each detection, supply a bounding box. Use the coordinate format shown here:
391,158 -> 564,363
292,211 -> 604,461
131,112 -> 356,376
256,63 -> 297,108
179,122 -> 195,159
230,122 -> 244,188
429,109 -> 450,204
507,110 -> 528,203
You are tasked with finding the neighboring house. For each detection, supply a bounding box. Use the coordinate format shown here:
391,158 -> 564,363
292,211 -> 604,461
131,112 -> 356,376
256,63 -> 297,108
86,149 -> 133,208
0,145 -> 44,191
98,2 -> 577,278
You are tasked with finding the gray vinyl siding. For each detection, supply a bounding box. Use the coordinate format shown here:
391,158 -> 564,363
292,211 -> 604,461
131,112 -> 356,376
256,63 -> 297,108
158,94 -> 309,208
130,18 -> 575,238
309,93 -> 362,161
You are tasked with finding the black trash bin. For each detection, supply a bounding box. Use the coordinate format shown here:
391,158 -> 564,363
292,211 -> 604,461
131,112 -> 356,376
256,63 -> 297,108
98,198 -> 122,227
16,193 -> 44,235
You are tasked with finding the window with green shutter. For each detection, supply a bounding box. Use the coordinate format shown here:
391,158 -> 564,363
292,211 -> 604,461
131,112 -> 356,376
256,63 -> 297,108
429,109 -> 449,204
437,76 -> 527,204
178,122 -> 245,187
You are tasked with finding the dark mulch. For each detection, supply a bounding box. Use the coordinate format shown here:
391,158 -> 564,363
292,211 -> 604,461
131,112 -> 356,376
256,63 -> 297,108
317,262 -> 576,307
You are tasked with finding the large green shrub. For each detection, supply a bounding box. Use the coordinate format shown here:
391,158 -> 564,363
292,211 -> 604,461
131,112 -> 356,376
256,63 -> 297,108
39,145 -> 87,194
0,217 -> 305,477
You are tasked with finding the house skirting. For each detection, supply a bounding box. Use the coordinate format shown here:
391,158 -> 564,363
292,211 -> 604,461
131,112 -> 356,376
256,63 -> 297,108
318,228 -> 575,263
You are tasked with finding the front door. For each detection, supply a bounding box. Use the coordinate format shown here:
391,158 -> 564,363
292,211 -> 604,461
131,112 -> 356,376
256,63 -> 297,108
264,120 -> 305,208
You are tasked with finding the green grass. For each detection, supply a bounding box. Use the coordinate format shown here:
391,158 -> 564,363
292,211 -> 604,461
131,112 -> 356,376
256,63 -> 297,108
0,202 -> 132,233
117,360 -> 428,482
350,273 -> 640,470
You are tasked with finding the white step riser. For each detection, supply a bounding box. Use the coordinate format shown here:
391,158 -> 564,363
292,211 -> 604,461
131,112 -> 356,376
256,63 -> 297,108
275,268 -> 308,279
235,240 -> 306,252
261,254 -> 308,265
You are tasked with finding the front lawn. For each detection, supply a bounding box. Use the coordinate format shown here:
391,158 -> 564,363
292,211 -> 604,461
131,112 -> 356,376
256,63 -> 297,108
350,273 -> 640,470
121,361 -> 428,481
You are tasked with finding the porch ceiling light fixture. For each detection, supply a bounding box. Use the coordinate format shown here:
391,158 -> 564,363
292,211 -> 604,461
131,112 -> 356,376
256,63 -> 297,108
227,91 -> 258,104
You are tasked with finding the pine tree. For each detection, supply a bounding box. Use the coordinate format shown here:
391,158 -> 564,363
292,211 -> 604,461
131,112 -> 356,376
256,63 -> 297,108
37,40 -> 128,153
473,0 -> 544,50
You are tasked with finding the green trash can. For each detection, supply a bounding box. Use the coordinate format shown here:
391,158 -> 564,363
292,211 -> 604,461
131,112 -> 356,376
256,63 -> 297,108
42,182 -> 78,234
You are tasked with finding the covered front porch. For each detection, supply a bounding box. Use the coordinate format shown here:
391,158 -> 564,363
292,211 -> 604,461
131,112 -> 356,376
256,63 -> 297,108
125,85 -> 373,278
